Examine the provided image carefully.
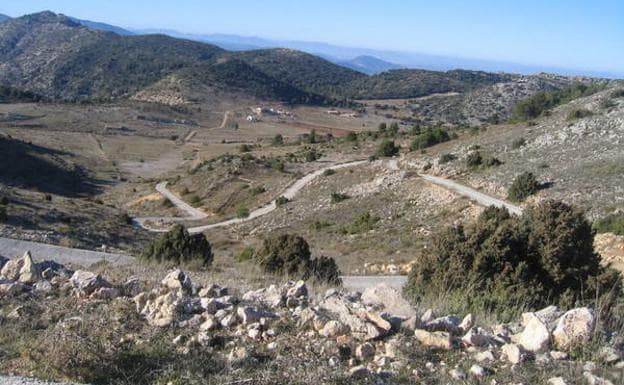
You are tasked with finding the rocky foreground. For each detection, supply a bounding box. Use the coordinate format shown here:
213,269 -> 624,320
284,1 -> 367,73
1,252 -> 623,384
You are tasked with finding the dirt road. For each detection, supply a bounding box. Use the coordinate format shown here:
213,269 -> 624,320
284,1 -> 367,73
418,174 -> 523,215
0,237 -> 133,267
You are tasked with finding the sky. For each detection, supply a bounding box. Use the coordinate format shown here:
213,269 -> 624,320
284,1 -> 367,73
1,0 -> 622,75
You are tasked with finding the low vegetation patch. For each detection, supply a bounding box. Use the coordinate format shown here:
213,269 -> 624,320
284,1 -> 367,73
275,196 -> 289,206
340,211 -> 380,234
410,127 -> 450,150
438,153 -> 457,164
594,212 -> 624,236
405,201 -> 623,321
141,224 -> 213,266
511,83 -> 602,121
236,206 -> 250,218
511,137 -> 526,149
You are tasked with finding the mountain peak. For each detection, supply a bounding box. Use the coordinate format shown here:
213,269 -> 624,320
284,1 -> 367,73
16,11 -> 80,27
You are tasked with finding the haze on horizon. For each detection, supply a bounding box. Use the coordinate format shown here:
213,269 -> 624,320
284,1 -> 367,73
1,0 -> 622,78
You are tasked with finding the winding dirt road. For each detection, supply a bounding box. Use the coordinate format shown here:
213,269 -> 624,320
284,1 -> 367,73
135,158 -> 522,234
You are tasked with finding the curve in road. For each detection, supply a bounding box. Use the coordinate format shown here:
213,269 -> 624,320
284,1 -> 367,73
135,160 -> 367,234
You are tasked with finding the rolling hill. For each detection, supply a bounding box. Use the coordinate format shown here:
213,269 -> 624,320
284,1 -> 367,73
0,11 -> 608,110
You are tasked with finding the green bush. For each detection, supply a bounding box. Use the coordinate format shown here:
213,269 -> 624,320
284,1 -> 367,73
256,234 -> 341,284
438,153 -> 457,164
323,168 -> 336,176
344,132 -> 358,142
330,192 -> 350,203
466,151 -> 483,168
305,256 -> 342,285
0,205 -> 6,222
377,139 -> 399,157
0,196 -> 8,205
141,224 -> 213,266
405,202 -> 622,320
567,108 -> 593,120
239,144 -> 252,153
594,213 -> 624,235
410,127 -> 450,150
508,172 -> 540,202
250,186 -> 266,195
238,246 -> 255,262
236,207 -> 250,218
304,148 -> 320,162
270,158 -> 285,172
188,194 -> 202,206
272,134 -> 284,146
275,196 -> 289,206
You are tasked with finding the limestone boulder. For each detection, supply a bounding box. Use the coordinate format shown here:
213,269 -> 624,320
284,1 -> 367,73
552,307 -> 596,350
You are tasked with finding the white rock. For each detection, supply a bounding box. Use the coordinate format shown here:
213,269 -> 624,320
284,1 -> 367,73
161,269 -> 192,293
459,313 -> 475,333
501,343 -> 523,364
70,270 -> 111,296
469,364 -> 486,377
462,327 -> 494,347
286,280 -> 307,298
320,320 -> 348,338
549,350 -> 569,360
552,307 -> 595,350
200,316 -> 218,331
547,377 -> 568,385
361,283 -> 416,318
474,350 -> 495,363
515,315 -> 550,352
449,368 -> 465,380
414,329 -> 452,350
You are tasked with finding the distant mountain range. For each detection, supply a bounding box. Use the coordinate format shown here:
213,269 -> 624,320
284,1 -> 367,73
0,12 -> 618,78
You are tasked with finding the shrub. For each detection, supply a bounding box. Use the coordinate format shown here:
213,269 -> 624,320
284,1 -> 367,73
405,202 -> 622,320
239,144 -> 252,153
272,134 -> 284,146
270,159 -> 285,172
323,168 -> 336,176
331,192 -> 350,203
141,224 -> 213,266
466,151 -> 483,168
305,256 -> 342,285
483,156 -> 502,167
275,196 -> 289,206
511,137 -> 526,149
567,108 -> 593,120
250,186 -> 266,195
594,212 -> 624,235
238,246 -> 255,262
377,139 -> 399,157
410,128 -> 450,150
0,196 -> 8,205
236,207 -> 250,218
0,205 -> 6,222
188,194 -> 202,206
438,153 -> 457,164
304,148 -> 320,162
255,234 -> 341,283
508,172 -> 540,202
378,122 -> 387,132
344,132 -> 358,142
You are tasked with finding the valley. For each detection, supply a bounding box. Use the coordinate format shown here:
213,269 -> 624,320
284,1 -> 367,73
0,10 -> 623,385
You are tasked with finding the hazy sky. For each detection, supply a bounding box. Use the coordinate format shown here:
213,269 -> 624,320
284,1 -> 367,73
1,0 -> 622,74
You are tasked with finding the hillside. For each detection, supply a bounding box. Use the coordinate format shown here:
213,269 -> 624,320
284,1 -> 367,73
232,48 -> 367,100
0,12 -> 224,99
133,58 -> 330,106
